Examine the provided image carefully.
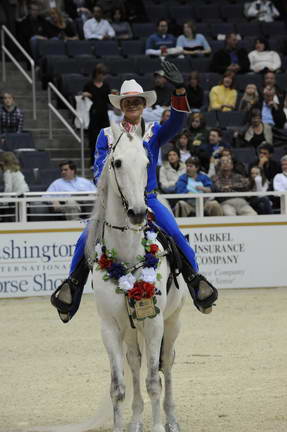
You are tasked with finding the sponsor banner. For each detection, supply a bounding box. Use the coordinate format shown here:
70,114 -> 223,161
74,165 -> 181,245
0,221 -> 286,298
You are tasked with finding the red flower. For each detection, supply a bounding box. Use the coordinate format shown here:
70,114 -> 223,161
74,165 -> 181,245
98,254 -> 113,270
128,281 -> 144,301
149,244 -> 159,254
143,282 -> 155,298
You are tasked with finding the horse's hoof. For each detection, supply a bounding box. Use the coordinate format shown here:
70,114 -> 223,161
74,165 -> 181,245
128,422 -> 144,432
165,423 -> 181,432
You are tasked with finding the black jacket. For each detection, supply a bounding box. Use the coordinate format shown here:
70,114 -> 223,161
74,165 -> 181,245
253,100 -> 286,129
209,47 -> 250,74
249,158 -> 281,184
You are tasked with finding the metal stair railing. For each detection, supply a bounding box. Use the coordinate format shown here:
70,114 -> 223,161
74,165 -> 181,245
1,25 -> 37,120
48,82 -> 85,177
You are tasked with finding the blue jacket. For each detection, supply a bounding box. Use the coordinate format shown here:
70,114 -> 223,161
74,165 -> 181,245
94,107 -> 185,192
175,172 -> 213,194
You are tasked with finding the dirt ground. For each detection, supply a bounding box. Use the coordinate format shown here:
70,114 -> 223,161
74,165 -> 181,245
1,287 -> 287,432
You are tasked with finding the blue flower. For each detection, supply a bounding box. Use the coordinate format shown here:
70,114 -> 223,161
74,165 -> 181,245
108,262 -> 126,280
144,253 -> 159,268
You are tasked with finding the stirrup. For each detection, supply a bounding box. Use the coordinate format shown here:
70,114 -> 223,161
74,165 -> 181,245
186,274 -> 218,313
50,279 -> 77,323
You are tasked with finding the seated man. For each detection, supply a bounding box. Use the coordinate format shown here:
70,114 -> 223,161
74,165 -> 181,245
212,156 -> 257,216
249,142 -> 281,185
174,156 -> 223,217
273,155 -> 287,191
46,160 -> 96,220
83,5 -> 115,40
244,0 -> 280,22
145,19 -> 176,58
198,128 -> 230,172
253,86 -> 286,129
0,93 -> 24,134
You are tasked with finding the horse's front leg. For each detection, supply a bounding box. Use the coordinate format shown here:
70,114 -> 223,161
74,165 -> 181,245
101,321 -> 125,432
126,331 -> 144,432
161,309 -> 182,432
144,317 -> 165,432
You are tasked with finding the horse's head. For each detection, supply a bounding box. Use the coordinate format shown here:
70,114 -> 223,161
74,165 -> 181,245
109,122 -> 149,225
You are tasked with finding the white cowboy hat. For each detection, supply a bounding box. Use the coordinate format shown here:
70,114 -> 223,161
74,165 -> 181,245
109,79 -> 157,109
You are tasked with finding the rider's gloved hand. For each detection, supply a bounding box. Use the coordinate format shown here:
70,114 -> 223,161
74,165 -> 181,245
161,61 -> 184,89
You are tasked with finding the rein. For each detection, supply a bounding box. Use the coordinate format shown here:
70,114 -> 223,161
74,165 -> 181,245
110,132 -> 129,211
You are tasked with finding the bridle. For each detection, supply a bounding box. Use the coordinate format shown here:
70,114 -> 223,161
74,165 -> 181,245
106,131 -> 147,232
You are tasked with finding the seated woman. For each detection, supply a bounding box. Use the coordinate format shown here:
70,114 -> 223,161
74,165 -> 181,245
236,108 -> 273,148
187,112 -> 209,149
248,165 -> 273,214
50,62 -> 218,323
47,7 -> 78,39
238,83 -> 259,112
175,129 -> 193,163
111,8 -> 133,40
248,37 -> 281,73
209,71 -> 238,112
186,71 -> 204,112
176,20 -> 211,57
159,147 -> 186,193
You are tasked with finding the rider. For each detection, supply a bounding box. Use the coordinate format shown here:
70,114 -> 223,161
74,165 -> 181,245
51,61 -> 218,323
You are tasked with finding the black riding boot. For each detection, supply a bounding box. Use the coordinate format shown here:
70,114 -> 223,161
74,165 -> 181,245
51,257 -> 90,323
181,256 -> 218,313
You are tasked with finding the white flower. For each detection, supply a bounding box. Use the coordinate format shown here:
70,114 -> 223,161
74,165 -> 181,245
95,243 -> 103,257
141,267 -> 157,283
146,231 -> 158,242
118,273 -> 136,291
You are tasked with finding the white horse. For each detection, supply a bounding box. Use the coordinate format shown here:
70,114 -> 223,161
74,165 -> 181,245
85,123 -> 187,432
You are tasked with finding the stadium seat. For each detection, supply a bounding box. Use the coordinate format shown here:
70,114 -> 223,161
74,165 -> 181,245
121,40 -> 145,57
37,40 -> 66,58
17,151 -> 54,170
132,23 -> 155,39
217,111 -> 246,128
94,40 -> 120,57
208,40 -> 225,53
209,23 -> 235,39
105,75 -> 122,91
144,4 -> 169,22
220,4 -> 245,22
195,23 -> 211,39
102,57 -> 135,75
168,6 -> 195,25
275,73 -> 287,91
134,56 -> 161,75
66,40 -> 94,57
235,73 -> 263,92
194,5 -> 221,22
261,21 -> 286,38
202,111 -> 218,128
236,22 -> 261,38
190,57 -> 210,73
3,132 -> 34,151
273,145 -> 287,162
169,57 -> 191,73
59,74 -> 88,99
200,72 -> 221,90
232,147 -> 256,165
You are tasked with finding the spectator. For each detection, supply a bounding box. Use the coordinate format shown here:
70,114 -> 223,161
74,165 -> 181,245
212,156 -> 257,216
209,32 -> 250,74
208,147 -> 247,178
249,142 -> 281,184
111,8 -> 132,40
63,0 -> 93,21
248,37 -> 281,73
153,70 -> 173,107
108,89 -> 124,124
236,108 -> 273,147
96,0 -> 126,20
187,112 -> 209,148
145,19 -> 176,58
176,20 -> 211,57
0,152 -> 29,194
238,83 -> 259,112
157,109 -> 172,166
159,147 -> 186,193
263,70 -> 285,104
198,128 -> 230,172
186,71 -> 204,112
254,86 -> 286,129
83,5 -> 115,40
0,93 -> 24,134
160,108 -> 171,124
174,156 -> 223,217
46,160 -> 96,219
82,64 -> 110,166
47,7 -> 78,39
248,165 -> 273,213
175,129 -> 193,162
245,0 -> 280,22
209,71 -> 238,112
273,155 -> 287,191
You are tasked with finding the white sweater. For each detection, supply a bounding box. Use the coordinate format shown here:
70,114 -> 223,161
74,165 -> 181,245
4,170 -> 29,194
273,172 -> 287,191
248,50 -> 281,72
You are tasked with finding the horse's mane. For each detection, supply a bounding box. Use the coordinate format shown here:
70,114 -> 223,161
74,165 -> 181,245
85,153 -> 111,264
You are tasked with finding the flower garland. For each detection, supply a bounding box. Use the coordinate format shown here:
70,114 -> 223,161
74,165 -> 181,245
94,227 -> 162,320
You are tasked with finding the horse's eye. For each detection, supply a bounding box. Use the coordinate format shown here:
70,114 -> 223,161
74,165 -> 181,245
114,159 -> 122,168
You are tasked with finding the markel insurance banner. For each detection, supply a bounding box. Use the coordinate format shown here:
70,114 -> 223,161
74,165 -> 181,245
0,219 -> 286,298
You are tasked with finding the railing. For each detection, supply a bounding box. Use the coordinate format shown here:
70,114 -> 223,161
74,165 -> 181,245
1,25 -> 37,120
0,191 -> 286,224
48,82 -> 85,177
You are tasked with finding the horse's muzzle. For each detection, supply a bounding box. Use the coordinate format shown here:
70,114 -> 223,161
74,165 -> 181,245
127,208 -> 147,225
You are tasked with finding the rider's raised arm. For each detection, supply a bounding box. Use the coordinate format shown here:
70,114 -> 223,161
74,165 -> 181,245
93,128 -> 109,185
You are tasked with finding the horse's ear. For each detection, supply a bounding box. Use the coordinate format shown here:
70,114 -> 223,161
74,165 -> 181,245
110,122 -> 122,142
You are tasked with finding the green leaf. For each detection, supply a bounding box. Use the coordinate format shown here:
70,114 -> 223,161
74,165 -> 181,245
156,273 -> 162,281
153,297 -> 157,304
115,287 -> 123,294
103,274 -> 110,281
155,306 -> 160,314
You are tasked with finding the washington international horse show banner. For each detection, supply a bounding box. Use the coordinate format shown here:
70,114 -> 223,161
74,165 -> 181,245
0,218 -> 286,298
